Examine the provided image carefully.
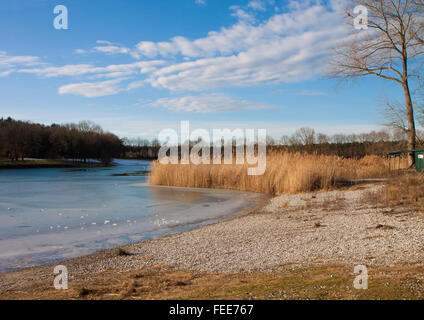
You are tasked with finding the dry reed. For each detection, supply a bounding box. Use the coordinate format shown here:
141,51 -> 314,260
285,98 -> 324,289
150,152 -> 389,195
388,154 -> 410,170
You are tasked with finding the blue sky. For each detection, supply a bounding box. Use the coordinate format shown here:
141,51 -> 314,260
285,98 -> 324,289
0,0 -> 404,139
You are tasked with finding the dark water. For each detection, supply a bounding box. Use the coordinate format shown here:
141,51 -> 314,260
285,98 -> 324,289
0,159 -> 261,272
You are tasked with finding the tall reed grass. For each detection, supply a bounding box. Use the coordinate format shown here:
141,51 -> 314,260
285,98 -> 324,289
388,154 -> 410,170
150,152 -> 389,195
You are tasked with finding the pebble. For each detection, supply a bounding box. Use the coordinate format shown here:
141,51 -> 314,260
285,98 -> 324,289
4,185 -> 423,279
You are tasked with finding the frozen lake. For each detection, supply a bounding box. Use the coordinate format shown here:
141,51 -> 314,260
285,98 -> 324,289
0,159 -> 262,272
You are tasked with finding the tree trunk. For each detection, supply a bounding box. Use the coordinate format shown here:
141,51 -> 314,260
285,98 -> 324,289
403,81 -> 416,167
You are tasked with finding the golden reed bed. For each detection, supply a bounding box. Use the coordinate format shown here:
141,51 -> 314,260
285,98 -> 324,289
150,152 -> 390,195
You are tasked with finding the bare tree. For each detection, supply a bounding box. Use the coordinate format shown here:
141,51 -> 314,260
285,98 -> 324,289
292,127 -> 316,146
331,0 -> 424,164
414,0 -> 424,43
332,133 -> 349,144
317,133 -> 330,144
384,95 -> 424,143
280,135 -> 291,146
266,135 -> 276,146
383,99 -> 409,131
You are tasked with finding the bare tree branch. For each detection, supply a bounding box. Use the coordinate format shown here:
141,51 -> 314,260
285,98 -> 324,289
330,0 -> 424,164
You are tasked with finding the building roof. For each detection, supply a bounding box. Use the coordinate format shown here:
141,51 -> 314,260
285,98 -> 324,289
388,150 -> 424,156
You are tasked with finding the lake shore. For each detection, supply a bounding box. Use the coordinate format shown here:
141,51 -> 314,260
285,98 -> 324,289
2,183 -> 424,299
0,158 -> 156,170
0,159 -> 111,170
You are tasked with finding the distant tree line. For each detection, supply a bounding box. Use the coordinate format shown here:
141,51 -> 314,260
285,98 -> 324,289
0,117 -> 123,164
123,137 -> 161,159
124,127 -> 416,160
1,117 -> 419,163
267,127 -> 419,158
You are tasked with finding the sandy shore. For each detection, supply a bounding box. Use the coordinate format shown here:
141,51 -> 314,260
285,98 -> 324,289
2,183 -> 424,297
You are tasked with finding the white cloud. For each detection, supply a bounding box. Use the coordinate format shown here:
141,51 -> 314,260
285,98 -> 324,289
0,51 -> 42,77
96,40 -> 114,45
20,64 -> 97,77
230,6 -> 256,23
58,77 -> 147,98
147,30 -> 346,90
126,80 -> 146,90
0,51 -> 40,67
94,45 -> 131,55
195,0 -> 206,5
58,79 -> 126,98
2,1 -> 352,98
76,40 -> 139,58
147,93 -> 278,113
18,60 -> 166,78
247,0 -> 266,11
140,3 -> 349,91
0,70 -> 14,77
133,2 -> 345,60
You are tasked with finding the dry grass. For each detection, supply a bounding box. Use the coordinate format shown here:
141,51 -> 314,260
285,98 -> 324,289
150,152 -> 389,195
362,172 -> 424,210
388,154 -> 411,170
3,264 -> 424,300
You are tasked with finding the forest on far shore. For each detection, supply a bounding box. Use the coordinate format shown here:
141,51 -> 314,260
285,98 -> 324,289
0,117 -> 123,164
1,117 -> 421,163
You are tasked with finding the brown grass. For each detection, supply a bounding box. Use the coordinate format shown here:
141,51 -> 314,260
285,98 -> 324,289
150,152 -> 389,195
388,154 -> 411,170
3,264 -> 424,300
362,172 -> 424,210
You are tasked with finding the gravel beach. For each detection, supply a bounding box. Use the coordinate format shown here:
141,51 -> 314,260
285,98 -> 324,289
1,183 -> 424,295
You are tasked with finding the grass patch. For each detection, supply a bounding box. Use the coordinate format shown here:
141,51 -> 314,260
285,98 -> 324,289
361,173 -> 424,211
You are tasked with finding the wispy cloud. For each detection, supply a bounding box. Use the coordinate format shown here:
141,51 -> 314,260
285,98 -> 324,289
1,1 -> 351,98
147,93 -> 279,113
58,78 -> 147,98
58,79 -> 126,98
229,6 -> 256,23
299,90 -> 327,96
247,0 -> 267,11
195,0 -> 206,6
18,61 -> 166,78
134,3 -> 349,91
94,45 -> 131,55
0,51 -> 42,77
74,49 -> 87,54
75,40 -> 139,58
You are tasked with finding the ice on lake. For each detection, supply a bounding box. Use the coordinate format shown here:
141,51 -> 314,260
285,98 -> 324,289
0,159 -> 262,272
